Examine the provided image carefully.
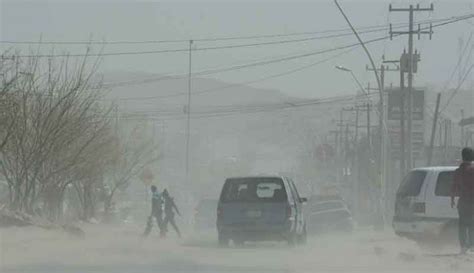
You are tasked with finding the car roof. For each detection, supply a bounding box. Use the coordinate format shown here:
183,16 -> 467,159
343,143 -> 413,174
225,175 -> 285,180
411,166 -> 458,172
197,199 -> 217,203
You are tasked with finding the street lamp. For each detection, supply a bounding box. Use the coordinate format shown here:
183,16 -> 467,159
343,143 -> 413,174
334,0 -> 387,229
335,65 -> 367,96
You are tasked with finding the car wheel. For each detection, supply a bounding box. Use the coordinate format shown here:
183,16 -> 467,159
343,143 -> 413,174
218,232 -> 230,247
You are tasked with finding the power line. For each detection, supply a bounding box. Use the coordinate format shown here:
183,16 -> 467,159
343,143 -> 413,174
103,35 -> 391,89
95,14 -> 474,90
116,47 -> 358,101
440,33 -> 472,91
117,92 -> 380,121
10,28 -> 389,58
1,27 -> 386,46
9,14 -> 473,59
439,63 -> 474,113
0,15 -> 460,45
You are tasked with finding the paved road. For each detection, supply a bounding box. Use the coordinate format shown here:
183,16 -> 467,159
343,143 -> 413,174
1,225 -> 472,273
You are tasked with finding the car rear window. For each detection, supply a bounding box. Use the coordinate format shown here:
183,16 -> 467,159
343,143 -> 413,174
435,171 -> 454,196
397,170 -> 427,197
220,177 -> 287,203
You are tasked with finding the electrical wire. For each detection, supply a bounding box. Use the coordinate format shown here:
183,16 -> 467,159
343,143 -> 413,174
116,47 -> 358,101
97,14 -> 474,89
9,14 -> 473,59
0,15 -> 461,45
8,28 -> 388,58
102,35 -> 391,89
437,32 -> 472,97
117,92 -> 379,121
439,63 -> 474,114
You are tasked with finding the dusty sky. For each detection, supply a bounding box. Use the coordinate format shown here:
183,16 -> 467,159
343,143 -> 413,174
1,0 -> 473,99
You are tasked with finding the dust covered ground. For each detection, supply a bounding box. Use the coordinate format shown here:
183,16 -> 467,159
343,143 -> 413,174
1,224 -> 472,273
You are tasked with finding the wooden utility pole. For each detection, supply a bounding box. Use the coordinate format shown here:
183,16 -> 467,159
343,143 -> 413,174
185,40 -> 193,185
355,106 -> 359,143
382,57 -> 407,175
389,3 -> 434,170
427,93 -> 441,166
461,109 -> 465,146
444,119 -> 449,164
367,103 -> 371,148
399,61 -> 406,175
339,110 -> 344,156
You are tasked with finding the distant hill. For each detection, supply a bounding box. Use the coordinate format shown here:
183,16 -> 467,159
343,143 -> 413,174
100,71 -> 295,111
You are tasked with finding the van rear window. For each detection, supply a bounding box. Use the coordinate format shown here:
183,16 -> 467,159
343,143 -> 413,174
435,171 -> 454,196
220,177 -> 287,203
397,170 -> 427,197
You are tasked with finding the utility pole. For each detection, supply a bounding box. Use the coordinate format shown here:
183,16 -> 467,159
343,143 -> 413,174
367,102 -> 371,148
366,62 -> 400,153
427,93 -> 441,166
335,0 -> 388,227
367,62 -> 400,220
330,130 -> 340,156
444,119 -> 449,164
389,3 -> 434,170
344,123 -> 350,175
355,106 -> 359,144
461,109 -> 465,146
383,57 -> 406,175
114,104 -> 119,135
339,110 -> 344,156
185,40 -> 193,185
399,58 -> 406,175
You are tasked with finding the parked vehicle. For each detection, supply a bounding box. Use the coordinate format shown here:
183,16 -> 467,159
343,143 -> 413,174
393,166 -> 458,241
193,199 -> 217,231
217,176 -> 307,246
306,197 -> 354,234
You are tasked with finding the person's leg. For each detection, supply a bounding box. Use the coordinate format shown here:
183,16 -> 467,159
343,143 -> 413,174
468,203 -> 474,249
458,202 -> 469,253
170,216 -> 181,238
161,215 -> 169,238
143,216 -> 153,236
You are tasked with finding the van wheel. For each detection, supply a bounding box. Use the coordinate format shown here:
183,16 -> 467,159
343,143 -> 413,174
218,232 -> 229,247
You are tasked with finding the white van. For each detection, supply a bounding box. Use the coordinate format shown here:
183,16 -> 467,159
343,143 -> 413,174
392,166 -> 459,240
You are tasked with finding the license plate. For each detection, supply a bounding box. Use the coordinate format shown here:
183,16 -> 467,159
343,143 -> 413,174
246,210 -> 262,218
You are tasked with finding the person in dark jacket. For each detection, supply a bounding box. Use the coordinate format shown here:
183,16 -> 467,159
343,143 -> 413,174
451,147 -> 474,254
143,185 -> 164,237
162,189 -> 181,238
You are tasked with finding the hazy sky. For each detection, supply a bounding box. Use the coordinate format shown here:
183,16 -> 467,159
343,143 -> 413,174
1,0 -> 473,99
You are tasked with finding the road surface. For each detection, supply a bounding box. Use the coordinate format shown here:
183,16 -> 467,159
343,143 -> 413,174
1,224 -> 472,273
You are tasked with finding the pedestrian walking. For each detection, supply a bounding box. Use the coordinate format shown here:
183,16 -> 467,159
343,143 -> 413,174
451,147 -> 474,254
143,185 -> 165,237
162,189 -> 181,238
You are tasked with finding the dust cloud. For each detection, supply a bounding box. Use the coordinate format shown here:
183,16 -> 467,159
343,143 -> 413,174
1,224 -> 471,273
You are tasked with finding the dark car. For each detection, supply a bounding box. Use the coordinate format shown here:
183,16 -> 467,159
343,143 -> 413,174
193,199 -> 217,231
306,197 -> 354,234
217,176 -> 307,246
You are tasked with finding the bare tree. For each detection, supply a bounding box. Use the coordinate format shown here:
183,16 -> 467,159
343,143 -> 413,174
0,50 -> 114,219
103,121 -> 160,218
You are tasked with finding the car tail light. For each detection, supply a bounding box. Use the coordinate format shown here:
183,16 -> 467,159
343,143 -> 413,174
413,202 -> 425,213
286,204 -> 292,219
217,206 -> 222,219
